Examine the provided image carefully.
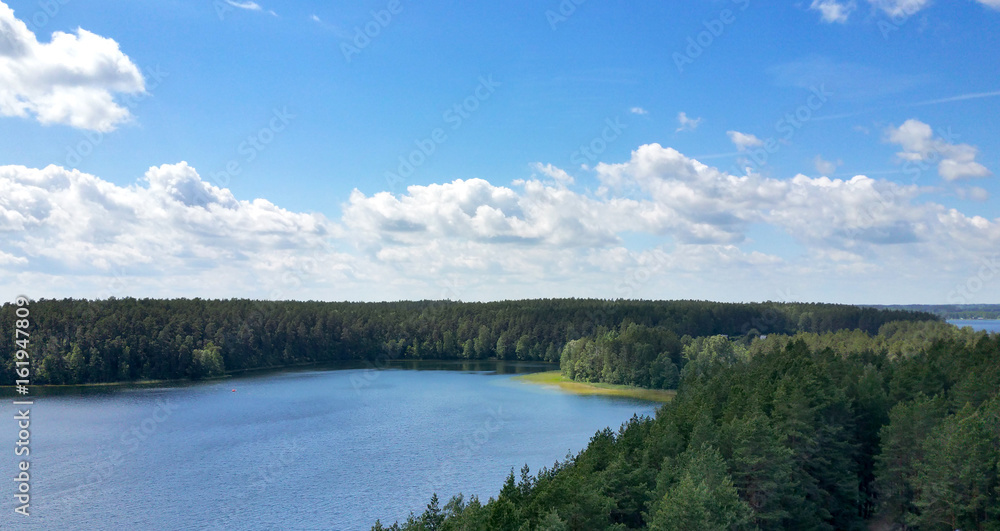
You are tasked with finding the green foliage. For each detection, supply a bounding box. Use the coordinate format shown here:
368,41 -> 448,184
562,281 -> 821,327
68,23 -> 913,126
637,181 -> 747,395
8,298 -> 988,531
875,394 -> 945,522
191,341 -> 225,379
2,298 -> 932,385
647,444 -> 752,531
380,319 -> 997,531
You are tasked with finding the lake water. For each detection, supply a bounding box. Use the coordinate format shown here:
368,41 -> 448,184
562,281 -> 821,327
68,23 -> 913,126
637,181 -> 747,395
0,362 -> 658,530
948,319 -> 1000,333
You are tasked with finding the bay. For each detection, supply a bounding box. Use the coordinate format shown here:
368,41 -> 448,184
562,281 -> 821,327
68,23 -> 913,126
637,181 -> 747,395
0,362 -> 658,530
948,319 -> 1000,333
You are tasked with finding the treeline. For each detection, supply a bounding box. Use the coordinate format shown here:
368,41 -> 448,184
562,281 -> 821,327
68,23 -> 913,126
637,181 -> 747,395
0,298 -> 935,385
871,304 -> 1000,320
558,319 -> 949,391
377,324 -> 999,530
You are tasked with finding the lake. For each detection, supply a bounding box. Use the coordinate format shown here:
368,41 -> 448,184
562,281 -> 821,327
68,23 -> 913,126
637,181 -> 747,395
948,319 -> 1000,333
0,362 -> 658,530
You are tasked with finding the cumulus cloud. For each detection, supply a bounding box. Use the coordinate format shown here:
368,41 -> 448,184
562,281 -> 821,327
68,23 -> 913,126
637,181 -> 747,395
886,119 -> 992,181
531,162 -> 574,186
727,131 -> 764,151
0,163 -> 342,283
2,146 -> 999,302
343,178 -> 623,248
676,112 -> 702,132
629,107 -> 649,115
811,0 -> 856,23
0,2 -> 145,132
347,143 -> 998,258
814,155 -> 842,175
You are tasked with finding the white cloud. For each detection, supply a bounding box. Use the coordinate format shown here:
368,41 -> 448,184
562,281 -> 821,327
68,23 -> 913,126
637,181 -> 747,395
310,14 -> 322,23
225,0 -> 262,10
810,0 -> 856,23
957,186 -> 990,202
0,2 -> 145,132
222,1 -> 276,16
727,131 -> 764,151
676,112 -> 702,132
886,119 -> 992,181
867,0 -> 932,17
0,250 -> 26,266
3,146 -> 999,302
911,90 -> 1000,107
0,163 -> 343,289
817,1 -> 998,22
343,177 -> 621,248
531,162 -> 574,186
814,155 -> 842,175
630,107 -> 649,115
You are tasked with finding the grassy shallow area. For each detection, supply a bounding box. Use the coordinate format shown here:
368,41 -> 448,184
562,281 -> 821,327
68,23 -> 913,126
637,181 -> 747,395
515,371 -> 675,403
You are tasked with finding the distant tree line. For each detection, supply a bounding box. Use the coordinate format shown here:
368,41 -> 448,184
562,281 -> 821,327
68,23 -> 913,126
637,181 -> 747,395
0,298 -> 935,386
559,311 -> 940,391
377,324 -> 999,530
871,304 -> 1000,320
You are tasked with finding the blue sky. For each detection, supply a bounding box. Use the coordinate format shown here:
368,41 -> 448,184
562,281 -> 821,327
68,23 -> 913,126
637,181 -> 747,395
0,0 -> 998,303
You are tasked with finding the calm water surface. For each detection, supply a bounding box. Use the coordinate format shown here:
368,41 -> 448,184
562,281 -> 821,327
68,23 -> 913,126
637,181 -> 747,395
948,319 -> 1000,333
1,362 -> 658,530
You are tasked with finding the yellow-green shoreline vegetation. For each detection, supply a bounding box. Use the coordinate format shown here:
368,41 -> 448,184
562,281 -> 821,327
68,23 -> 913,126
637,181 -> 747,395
514,370 -> 675,403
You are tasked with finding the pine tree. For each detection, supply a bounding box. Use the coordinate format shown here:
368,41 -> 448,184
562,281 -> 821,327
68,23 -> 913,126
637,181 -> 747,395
647,444 -> 752,531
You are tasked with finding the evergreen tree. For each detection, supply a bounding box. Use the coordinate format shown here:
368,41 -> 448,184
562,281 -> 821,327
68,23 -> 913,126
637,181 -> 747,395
647,444 -> 752,531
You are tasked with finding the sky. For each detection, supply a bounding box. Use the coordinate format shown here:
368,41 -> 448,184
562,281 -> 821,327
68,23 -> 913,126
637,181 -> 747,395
0,0 -> 998,304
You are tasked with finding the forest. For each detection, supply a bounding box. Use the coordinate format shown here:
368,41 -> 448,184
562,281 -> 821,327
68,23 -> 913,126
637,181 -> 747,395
376,321 -> 1000,530
0,298 -> 934,385
3,298 -> 991,529
871,304 -> 1000,320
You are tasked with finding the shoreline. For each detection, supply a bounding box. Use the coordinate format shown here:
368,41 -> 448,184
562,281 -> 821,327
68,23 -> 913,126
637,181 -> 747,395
0,359 -> 559,392
514,371 -> 675,403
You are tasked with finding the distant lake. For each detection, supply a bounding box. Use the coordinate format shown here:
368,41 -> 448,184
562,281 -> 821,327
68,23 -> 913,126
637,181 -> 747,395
948,319 -> 1000,333
0,361 -> 657,530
